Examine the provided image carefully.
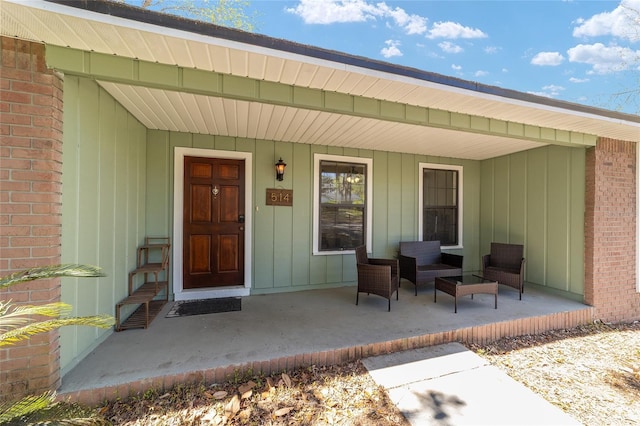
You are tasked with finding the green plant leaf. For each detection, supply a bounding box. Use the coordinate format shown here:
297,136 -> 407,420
0,390 -> 110,425
0,391 -> 55,423
0,302 -> 73,332
0,316 -> 114,347
0,264 -> 113,424
0,264 -> 104,290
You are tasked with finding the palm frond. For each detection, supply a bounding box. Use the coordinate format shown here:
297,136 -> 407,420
0,264 -> 104,290
0,300 -> 13,315
26,415 -> 112,425
0,391 -> 55,423
0,316 -> 114,347
0,391 -> 110,425
0,302 -> 74,333
0,264 -> 113,424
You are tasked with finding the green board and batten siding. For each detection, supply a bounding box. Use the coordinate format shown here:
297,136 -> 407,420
60,77 -> 147,375
141,132 -> 585,296
480,146 -> 585,296
143,131 -> 481,292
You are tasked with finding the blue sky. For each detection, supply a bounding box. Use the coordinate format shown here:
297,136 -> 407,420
239,0 -> 639,114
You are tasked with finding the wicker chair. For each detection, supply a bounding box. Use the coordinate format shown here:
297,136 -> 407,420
482,242 -> 526,300
355,245 -> 399,312
398,241 -> 463,296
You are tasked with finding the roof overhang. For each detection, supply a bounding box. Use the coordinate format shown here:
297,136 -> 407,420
2,0 -> 638,160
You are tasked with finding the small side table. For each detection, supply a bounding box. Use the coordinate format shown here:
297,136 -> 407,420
434,275 -> 498,313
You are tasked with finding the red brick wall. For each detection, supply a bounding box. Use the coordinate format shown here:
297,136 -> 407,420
584,138 -> 640,322
0,37 -> 64,398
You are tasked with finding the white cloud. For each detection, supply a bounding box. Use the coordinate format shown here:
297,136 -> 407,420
286,0 -> 377,24
528,84 -> 566,99
381,39 -> 403,58
573,0 -> 640,42
451,64 -> 462,71
286,0 -> 427,35
484,46 -> 500,54
439,41 -> 463,53
528,91 -> 553,98
474,70 -> 488,77
567,43 -> 639,74
286,1 -> 489,42
427,21 -> 487,39
377,3 -> 427,35
569,77 -> 590,83
543,84 -> 565,93
531,51 -> 565,66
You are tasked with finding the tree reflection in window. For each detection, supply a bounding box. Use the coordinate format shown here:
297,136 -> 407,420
423,168 -> 458,246
319,161 -> 366,251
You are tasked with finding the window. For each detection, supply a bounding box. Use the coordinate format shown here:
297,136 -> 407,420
419,163 -> 463,248
313,154 -> 372,254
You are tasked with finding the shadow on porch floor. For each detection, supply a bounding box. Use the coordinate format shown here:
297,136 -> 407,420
58,282 -> 593,405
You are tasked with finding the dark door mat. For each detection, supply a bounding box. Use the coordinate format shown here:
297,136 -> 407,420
166,297 -> 241,318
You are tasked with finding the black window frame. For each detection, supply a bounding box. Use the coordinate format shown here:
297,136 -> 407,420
420,163 -> 463,248
313,154 -> 372,255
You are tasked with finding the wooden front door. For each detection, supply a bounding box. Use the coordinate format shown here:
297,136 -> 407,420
183,156 -> 245,289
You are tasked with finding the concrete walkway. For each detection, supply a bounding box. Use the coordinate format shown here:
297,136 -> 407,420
363,343 -> 581,425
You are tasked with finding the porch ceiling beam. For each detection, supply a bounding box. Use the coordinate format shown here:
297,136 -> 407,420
46,45 -> 597,149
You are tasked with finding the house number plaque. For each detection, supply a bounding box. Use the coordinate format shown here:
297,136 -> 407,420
266,188 -> 293,206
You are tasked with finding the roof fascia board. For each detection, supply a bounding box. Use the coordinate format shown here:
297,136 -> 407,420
21,0 -> 638,128
46,45 -> 597,149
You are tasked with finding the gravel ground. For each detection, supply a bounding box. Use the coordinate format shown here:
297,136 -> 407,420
467,321 -> 640,426
95,321 -> 639,425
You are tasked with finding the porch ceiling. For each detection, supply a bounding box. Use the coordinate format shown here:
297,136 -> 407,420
97,81 -> 545,160
2,0 -> 639,160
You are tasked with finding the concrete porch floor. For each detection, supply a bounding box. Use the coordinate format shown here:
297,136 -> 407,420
58,282 -> 593,405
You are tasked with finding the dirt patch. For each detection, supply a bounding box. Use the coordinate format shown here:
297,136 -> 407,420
100,362 -> 409,425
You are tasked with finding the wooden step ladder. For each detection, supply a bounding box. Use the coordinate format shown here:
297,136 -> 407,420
115,237 -> 171,331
